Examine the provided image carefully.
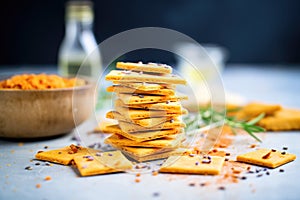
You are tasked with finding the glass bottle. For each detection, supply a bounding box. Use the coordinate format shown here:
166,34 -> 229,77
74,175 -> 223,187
58,1 -> 102,80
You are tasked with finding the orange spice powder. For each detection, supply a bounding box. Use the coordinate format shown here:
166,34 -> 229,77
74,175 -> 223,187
0,74 -> 85,90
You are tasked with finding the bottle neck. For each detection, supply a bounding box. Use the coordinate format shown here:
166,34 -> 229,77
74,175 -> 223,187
65,19 -> 93,37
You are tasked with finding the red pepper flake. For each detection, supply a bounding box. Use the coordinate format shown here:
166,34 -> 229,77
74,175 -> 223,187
135,178 -> 140,183
44,176 -> 51,181
152,171 -> 158,176
212,149 -> 218,153
36,184 -> 41,188
247,166 -> 251,171
262,151 -> 272,159
69,144 -> 79,153
250,144 -> 256,148
58,152 -> 62,154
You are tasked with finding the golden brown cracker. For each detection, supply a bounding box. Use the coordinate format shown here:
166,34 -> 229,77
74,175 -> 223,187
117,93 -> 188,105
235,102 -> 281,120
107,85 -> 175,96
115,98 -> 182,111
258,109 -> 300,131
73,151 -> 133,176
236,148 -> 296,168
105,70 -> 186,85
105,133 -> 185,148
100,124 -> 183,142
159,155 -> 225,175
116,62 -> 173,74
35,145 -> 97,165
118,120 -> 185,133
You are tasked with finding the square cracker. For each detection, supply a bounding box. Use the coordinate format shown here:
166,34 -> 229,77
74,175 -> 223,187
107,85 -> 175,96
115,98 -> 182,111
115,106 -> 188,119
159,155 -> 225,175
105,70 -> 186,85
112,82 -> 175,91
35,145 -> 98,165
235,102 -> 282,120
73,151 -> 133,176
100,124 -> 183,142
117,93 -> 188,105
258,109 -> 300,131
118,120 -> 185,133
105,133 -> 185,148
236,148 -> 296,168
121,148 -> 186,162
105,111 -> 178,127
116,61 -> 172,74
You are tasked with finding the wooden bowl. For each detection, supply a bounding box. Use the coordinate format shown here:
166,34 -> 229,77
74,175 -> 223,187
0,77 -> 96,139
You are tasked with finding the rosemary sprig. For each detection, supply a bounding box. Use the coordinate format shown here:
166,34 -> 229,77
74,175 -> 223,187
185,107 -> 265,142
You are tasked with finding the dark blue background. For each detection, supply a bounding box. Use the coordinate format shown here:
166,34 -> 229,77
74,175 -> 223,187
1,0 -> 299,65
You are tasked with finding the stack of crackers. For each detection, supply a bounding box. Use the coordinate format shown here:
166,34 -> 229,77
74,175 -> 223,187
100,62 -> 188,162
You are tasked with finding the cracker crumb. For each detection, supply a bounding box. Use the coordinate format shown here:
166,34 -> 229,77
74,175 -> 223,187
36,184 -> 41,188
44,176 -> 52,181
135,178 -> 140,183
152,171 -> 158,176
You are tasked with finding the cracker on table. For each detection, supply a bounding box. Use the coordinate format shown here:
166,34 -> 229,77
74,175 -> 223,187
35,145 -> 98,165
258,109 -> 300,131
73,150 -> 133,176
105,70 -> 186,85
235,102 -> 281,120
116,61 -> 172,74
105,133 -> 185,148
107,85 -> 175,96
159,155 -> 225,175
236,148 -> 296,168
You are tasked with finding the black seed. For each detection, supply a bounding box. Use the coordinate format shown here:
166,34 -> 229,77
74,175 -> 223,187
225,158 -> 229,161
25,166 -> 32,170
266,171 -> 270,175
279,169 -> 285,173
138,95 -> 144,98
200,183 -> 206,187
281,152 -> 286,155
35,163 -> 40,166
256,174 -> 263,177
271,149 -> 276,152
225,153 -> 230,156
189,183 -> 195,187
218,186 -> 226,190
153,192 -> 160,197
283,147 -> 288,150
240,176 -> 247,180
44,146 -> 48,149
247,171 -> 254,174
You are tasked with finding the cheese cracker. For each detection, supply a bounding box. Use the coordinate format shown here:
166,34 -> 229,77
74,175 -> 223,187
159,155 -> 225,175
236,148 -> 296,168
35,145 -> 97,165
116,61 -> 172,74
73,151 -> 133,176
105,70 -> 186,85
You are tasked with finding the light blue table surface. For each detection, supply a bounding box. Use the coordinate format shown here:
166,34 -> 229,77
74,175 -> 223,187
0,65 -> 300,200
